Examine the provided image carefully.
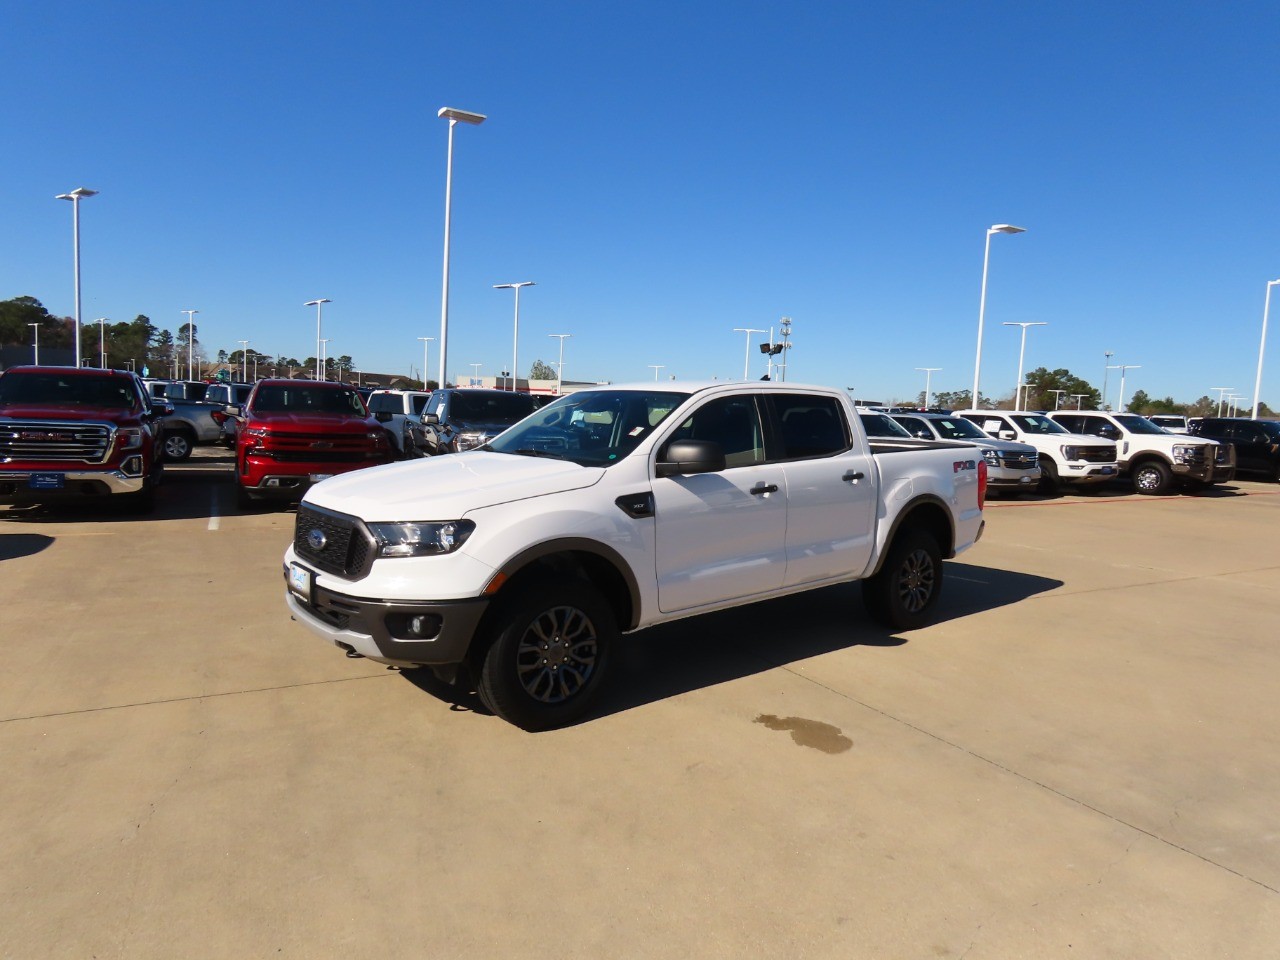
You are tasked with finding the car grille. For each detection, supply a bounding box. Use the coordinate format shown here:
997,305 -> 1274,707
1079,445 -> 1117,463
263,431 -> 377,459
0,419 -> 113,463
998,452 -> 1038,470
294,504 -> 374,579
1181,445 -> 1210,466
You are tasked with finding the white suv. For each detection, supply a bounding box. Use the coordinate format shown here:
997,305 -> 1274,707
955,410 -> 1118,493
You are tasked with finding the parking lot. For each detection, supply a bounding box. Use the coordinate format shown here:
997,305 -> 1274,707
3,447 -> 1279,959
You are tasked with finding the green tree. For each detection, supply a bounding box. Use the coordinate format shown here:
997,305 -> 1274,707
1126,389 -> 1151,413
1014,368 -> 1101,411
528,359 -> 556,381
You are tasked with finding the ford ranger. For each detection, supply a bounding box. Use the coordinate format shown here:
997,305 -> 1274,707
283,382 -> 988,730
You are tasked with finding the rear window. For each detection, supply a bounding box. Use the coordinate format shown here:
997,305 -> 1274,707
449,391 -> 540,424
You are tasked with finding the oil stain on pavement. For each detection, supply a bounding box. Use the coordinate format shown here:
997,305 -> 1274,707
754,715 -> 853,754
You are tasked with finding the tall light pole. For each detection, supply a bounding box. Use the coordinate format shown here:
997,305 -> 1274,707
305,299 -> 330,380
417,337 -> 435,389
1107,364 -> 1141,412
320,339 -> 331,381
1071,393 -> 1087,409
56,187 -> 98,369
971,224 -> 1026,408
469,362 -> 482,385
548,334 -> 571,394
96,318 -> 108,368
734,328 -> 766,379
493,281 -> 534,391
1228,395 -> 1247,417
1049,389 -> 1068,409
437,106 -> 487,389
238,340 -> 250,383
1003,321 -> 1047,410
1210,386 -> 1234,417
1251,279 -> 1280,419
1101,351 -> 1115,410
649,365 -> 664,381
181,309 -> 199,380
29,323 -> 39,364
914,367 -> 941,409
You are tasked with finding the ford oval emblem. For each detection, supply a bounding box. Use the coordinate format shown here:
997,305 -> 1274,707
306,528 -> 327,551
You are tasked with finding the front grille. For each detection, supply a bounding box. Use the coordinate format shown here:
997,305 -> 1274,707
294,504 -> 374,579
269,451 -> 370,463
0,419 -> 112,463
1179,445 -> 1210,466
1079,445 -> 1117,463
998,453 -> 1038,470
265,431 -> 376,454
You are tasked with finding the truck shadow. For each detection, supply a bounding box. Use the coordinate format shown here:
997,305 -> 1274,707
0,471 -> 232,523
0,533 -> 55,561
404,561 -> 1062,726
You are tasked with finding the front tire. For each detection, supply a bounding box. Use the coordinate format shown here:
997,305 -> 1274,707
162,430 -> 194,462
1132,459 -> 1172,495
862,529 -> 943,631
1037,456 -> 1060,493
477,579 -> 616,731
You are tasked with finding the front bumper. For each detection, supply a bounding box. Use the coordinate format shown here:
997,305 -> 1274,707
986,465 -> 1041,488
0,468 -> 146,502
1061,463 -> 1118,484
283,565 -> 489,666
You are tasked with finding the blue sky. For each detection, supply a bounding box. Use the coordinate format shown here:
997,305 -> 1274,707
4,1 -> 1280,406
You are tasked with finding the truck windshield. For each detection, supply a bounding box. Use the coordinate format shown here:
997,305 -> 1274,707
487,390 -> 688,466
927,418 -> 988,441
1114,414 -> 1169,435
1011,415 -> 1068,435
252,385 -> 367,414
0,372 -> 139,410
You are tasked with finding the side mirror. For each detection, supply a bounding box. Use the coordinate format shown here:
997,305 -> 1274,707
656,439 -> 726,478
913,429 -> 930,439
374,410 -> 393,423
424,412 -> 440,425
998,430 -> 1016,441
152,401 -> 174,417
225,404 -> 242,418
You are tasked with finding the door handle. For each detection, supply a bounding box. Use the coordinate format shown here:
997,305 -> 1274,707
749,483 -> 779,496
842,471 -> 865,482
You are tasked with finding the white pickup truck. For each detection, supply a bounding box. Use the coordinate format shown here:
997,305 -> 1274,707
284,382 -> 988,729
955,409 -> 1119,492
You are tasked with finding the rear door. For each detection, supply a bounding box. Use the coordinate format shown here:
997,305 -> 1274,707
768,394 -> 877,587
652,393 -> 787,612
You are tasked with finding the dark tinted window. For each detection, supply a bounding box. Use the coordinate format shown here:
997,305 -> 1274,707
367,393 -> 401,414
252,385 -> 367,414
892,415 -> 932,438
1054,415 -> 1084,433
859,412 -> 913,439
448,391 -> 539,424
667,395 -> 765,467
772,394 -> 850,457
0,372 -> 139,409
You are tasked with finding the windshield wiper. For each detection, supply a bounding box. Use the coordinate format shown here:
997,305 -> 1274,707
508,447 -> 564,458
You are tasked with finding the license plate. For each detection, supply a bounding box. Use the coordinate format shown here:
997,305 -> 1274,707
309,473 -> 334,483
288,562 -> 313,602
29,473 -> 65,490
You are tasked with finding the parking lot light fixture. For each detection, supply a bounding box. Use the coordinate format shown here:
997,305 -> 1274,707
1071,393 -> 1087,409
548,334 -> 571,394
239,340 -> 250,382
181,309 -> 199,381
1107,364 -> 1141,412
494,282 -> 534,391
96,318 -> 108,368
971,223 -> 1026,409
417,337 -> 435,389
1251,279 -> 1280,419
915,367 -> 941,409
56,187 -> 98,369
469,362 -> 482,386
734,328 -> 766,379
29,323 -> 39,364
649,364 -> 664,381
1003,321 -> 1046,410
320,339 -> 331,382
305,299 -> 331,380
1049,389 -> 1068,409
438,106 -> 487,388
1210,386 -> 1234,418
1102,350 -> 1115,409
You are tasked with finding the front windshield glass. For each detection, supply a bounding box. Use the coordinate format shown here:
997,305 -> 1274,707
252,384 -> 367,414
1114,414 -> 1169,435
449,391 -> 539,423
0,372 -> 139,409
486,390 -> 688,466
859,413 -> 914,438
928,417 -> 987,441
1012,414 -> 1068,435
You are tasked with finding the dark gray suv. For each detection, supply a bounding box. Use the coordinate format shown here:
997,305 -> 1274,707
420,389 -> 541,455
1187,418 -> 1280,480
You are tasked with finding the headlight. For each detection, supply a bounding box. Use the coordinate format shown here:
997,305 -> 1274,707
454,432 -> 487,451
244,427 -> 269,439
366,520 -> 476,558
118,428 -> 143,450
1172,444 -> 1196,462
980,448 -> 999,466
1060,445 -> 1080,460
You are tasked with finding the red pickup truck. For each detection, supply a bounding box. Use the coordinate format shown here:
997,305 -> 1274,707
230,379 -> 393,507
0,365 -> 167,511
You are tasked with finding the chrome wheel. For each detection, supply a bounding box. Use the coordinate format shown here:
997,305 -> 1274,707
515,605 -> 599,704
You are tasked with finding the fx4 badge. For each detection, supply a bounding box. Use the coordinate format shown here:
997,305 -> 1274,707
953,460 -> 977,472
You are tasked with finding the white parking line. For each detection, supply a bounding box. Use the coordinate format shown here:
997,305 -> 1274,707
208,485 -> 221,531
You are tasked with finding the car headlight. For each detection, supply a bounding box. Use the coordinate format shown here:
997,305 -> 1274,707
244,427 -> 269,439
366,520 -> 476,558
980,448 -> 1000,466
454,431 -> 487,451
118,428 -> 143,450
1060,445 -> 1080,460
1172,444 -> 1196,462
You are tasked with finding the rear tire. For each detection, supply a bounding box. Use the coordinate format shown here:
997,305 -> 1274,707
1132,459 -> 1172,495
477,579 -> 616,731
862,528 -> 943,631
161,429 -> 194,462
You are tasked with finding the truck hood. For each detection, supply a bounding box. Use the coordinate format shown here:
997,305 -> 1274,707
0,403 -> 143,425
249,412 -> 378,433
305,450 -> 605,520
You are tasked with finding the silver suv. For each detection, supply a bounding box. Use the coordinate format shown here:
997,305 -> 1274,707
891,412 -> 1042,493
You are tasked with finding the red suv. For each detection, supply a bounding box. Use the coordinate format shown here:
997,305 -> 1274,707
231,379 -> 393,506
